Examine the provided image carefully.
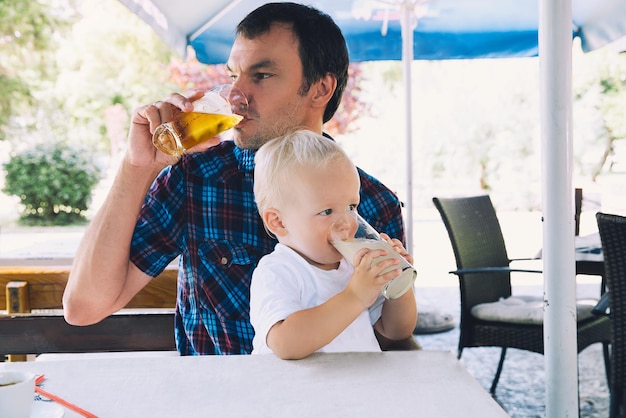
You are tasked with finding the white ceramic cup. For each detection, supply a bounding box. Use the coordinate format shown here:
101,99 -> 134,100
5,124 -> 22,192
330,212 -> 417,299
0,371 -> 36,418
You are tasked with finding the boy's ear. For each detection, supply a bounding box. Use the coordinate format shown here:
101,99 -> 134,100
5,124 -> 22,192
263,209 -> 287,237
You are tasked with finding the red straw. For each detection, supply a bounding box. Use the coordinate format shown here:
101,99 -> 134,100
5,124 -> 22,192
35,375 -> 98,418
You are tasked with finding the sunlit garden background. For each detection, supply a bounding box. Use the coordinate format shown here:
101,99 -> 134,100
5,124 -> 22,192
1,2 -> 623,415
1,0 -> 625,229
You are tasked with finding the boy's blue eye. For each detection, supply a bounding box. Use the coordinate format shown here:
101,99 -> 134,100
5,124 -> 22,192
320,209 -> 332,216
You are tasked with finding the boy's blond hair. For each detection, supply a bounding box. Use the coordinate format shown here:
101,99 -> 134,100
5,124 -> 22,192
254,129 -> 352,215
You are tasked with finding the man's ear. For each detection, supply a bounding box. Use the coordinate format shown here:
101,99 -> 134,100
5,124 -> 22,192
311,73 -> 337,109
263,209 -> 287,237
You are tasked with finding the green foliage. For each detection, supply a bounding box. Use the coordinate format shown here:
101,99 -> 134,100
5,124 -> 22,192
54,0 -> 175,147
573,49 -> 626,180
0,75 -> 31,139
2,142 -> 102,225
0,0 -> 74,141
2,0 -> 174,152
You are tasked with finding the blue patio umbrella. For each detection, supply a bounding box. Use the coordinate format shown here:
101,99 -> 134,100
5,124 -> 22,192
120,0 -> 626,63
119,0 -> 626,415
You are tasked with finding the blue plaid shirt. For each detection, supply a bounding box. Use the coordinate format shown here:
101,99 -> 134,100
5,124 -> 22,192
130,139 -> 405,355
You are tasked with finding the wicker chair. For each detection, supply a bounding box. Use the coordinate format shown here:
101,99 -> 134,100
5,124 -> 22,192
433,195 -> 611,394
596,212 -> 626,418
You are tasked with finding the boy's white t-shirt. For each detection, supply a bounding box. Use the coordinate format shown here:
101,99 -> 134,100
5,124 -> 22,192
250,243 -> 384,354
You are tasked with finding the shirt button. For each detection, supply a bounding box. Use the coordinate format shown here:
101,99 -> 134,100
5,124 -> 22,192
220,257 -> 228,265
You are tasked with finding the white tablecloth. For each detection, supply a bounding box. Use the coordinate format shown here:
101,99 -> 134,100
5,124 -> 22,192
2,351 -> 507,418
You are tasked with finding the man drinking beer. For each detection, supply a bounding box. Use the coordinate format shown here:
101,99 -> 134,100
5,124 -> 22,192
63,2 -> 410,355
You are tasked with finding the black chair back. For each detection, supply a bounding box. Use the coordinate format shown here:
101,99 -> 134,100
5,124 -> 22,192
596,212 -> 626,417
433,195 -> 512,311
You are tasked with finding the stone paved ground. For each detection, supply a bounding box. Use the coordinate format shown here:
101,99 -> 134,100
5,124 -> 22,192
413,285 -> 609,418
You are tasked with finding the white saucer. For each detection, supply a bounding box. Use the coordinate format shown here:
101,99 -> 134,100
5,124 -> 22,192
31,401 -> 64,418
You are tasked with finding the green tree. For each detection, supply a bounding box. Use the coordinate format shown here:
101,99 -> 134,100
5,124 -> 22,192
1,0 -> 177,224
53,0 -> 176,153
1,0 -> 176,153
574,49 -> 626,181
0,0 -> 72,141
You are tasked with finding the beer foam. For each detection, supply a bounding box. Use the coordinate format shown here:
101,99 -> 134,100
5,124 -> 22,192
194,93 -> 231,115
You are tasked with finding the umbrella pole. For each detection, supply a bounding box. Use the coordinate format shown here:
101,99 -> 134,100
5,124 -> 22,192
400,1 -> 415,253
539,0 -> 578,416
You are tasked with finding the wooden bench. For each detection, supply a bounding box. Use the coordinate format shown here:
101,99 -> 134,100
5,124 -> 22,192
2,266 -> 420,360
1,266 -> 178,361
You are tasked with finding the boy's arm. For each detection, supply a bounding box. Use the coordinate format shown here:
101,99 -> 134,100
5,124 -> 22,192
267,248 -> 400,360
266,289 -> 366,360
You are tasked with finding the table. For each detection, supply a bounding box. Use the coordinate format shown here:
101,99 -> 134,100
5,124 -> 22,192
575,233 -> 604,276
574,233 -> 610,314
536,233 -> 604,276
1,351 -> 508,418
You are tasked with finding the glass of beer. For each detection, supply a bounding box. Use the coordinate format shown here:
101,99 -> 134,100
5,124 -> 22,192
330,212 -> 416,300
152,84 -> 247,156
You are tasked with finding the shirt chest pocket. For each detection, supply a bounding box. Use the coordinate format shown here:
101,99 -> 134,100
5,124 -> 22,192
196,240 -> 263,320
198,239 -> 262,268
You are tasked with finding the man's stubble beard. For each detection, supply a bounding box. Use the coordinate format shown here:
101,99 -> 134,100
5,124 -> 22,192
234,84 -> 310,150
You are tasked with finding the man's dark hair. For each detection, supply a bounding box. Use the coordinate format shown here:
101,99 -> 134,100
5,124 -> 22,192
237,2 -> 349,124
